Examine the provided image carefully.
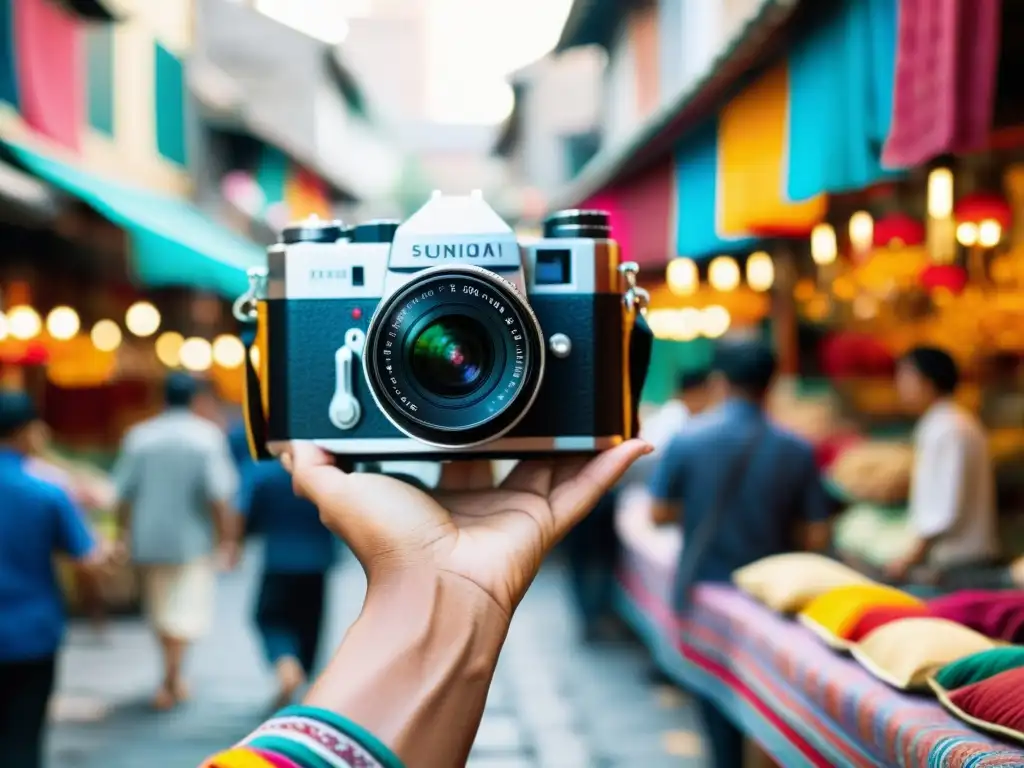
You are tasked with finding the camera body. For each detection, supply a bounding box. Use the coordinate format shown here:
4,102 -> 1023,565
247,191 -> 647,461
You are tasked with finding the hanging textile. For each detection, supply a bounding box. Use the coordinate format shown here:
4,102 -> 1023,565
256,143 -> 288,209
0,0 -> 18,107
882,0 -> 1001,168
788,0 -> 903,200
582,159 -> 675,269
85,24 -> 114,135
13,0 -> 84,151
284,165 -> 331,221
718,63 -> 826,237
674,119 -> 757,260
154,41 -> 187,165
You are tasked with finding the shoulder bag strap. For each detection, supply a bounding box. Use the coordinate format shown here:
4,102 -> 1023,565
674,418 -> 768,610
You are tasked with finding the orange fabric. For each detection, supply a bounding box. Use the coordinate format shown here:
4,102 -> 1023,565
717,63 -> 827,237
629,7 -> 660,119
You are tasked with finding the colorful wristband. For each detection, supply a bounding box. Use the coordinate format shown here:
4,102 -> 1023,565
273,706 -> 404,768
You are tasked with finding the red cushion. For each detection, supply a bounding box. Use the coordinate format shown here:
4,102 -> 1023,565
947,667 -> 1024,734
845,603 -> 934,642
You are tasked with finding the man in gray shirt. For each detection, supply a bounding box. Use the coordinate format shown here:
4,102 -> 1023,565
112,373 -> 239,710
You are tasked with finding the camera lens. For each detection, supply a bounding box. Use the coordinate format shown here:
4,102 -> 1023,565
409,315 -> 491,397
364,266 -> 544,448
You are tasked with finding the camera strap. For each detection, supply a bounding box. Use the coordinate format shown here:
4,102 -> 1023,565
628,312 -> 654,437
240,327 -> 272,461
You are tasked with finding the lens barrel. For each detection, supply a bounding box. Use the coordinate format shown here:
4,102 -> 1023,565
364,266 -> 544,448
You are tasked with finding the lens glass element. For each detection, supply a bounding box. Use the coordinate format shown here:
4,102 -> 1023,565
409,315 -> 490,397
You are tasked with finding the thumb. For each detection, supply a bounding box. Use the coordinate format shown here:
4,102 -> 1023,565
548,440 -> 652,535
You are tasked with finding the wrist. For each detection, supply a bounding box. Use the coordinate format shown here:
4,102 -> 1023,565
305,568 -> 509,768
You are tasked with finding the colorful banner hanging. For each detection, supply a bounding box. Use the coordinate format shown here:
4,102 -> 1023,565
13,0 -> 84,151
284,165 -> 331,221
882,0 -> 1001,168
787,0 -> 903,199
717,63 -> 826,238
674,119 -> 757,260
582,159 -> 675,269
0,0 -> 18,107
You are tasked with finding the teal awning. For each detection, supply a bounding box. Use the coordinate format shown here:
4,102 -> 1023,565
5,142 -> 264,298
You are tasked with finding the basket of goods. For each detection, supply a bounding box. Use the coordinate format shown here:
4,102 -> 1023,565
825,440 -> 913,507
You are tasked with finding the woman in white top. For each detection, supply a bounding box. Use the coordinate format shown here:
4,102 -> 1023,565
887,347 -> 998,583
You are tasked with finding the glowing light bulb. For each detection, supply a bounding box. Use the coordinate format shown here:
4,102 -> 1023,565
699,306 -> 731,338
125,301 -> 161,337
179,337 -> 213,372
956,222 -> 979,247
927,168 -> 954,218
666,258 -> 698,295
90,320 -> 123,352
708,256 -> 740,292
7,306 -> 41,340
978,219 -> 1002,248
810,224 -> 837,265
45,306 -> 80,340
212,335 -> 246,369
745,252 -> 774,292
155,331 -> 185,368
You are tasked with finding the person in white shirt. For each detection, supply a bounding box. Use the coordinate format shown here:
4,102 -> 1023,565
887,347 -> 998,583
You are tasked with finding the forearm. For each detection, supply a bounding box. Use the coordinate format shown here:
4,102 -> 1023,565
211,500 -> 239,545
305,570 -> 509,768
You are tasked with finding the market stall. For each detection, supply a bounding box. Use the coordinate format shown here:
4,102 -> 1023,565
612,517 -> 1024,767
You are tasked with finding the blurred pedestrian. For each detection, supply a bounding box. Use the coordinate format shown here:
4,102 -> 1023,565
0,391 -> 105,768
647,340 -> 830,768
110,373 -> 240,711
243,460 -> 340,707
887,346 -> 998,586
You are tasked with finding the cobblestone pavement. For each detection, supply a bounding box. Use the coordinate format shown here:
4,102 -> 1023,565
48,546 -> 705,767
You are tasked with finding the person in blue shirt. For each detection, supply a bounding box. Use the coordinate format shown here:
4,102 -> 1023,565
0,391 -> 101,768
647,339 -> 831,768
242,459 -> 340,707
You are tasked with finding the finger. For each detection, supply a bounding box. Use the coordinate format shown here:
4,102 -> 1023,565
289,442 -> 344,503
499,459 -> 555,496
548,440 -> 652,535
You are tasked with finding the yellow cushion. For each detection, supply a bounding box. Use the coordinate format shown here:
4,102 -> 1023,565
797,584 -> 923,650
732,553 -> 874,613
851,617 -> 997,690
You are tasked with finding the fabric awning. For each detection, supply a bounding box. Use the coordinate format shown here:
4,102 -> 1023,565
581,160 -> 675,269
6,142 -> 264,298
674,120 -> 757,260
787,0 -> 903,199
717,63 -> 826,238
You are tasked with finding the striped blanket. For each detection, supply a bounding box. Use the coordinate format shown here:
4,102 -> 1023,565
616,542 -> 1024,767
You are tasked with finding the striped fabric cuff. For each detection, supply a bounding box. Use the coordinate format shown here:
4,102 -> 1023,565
204,706 -> 403,768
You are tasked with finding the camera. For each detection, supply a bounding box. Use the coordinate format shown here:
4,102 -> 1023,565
237,190 -> 652,461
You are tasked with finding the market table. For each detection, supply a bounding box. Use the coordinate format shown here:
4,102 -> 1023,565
613,506 -> 1024,768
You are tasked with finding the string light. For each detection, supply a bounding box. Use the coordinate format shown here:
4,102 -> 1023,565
745,252 -> 774,292
212,335 -> 246,369
7,306 -> 41,340
699,305 -> 731,338
125,301 -> 161,337
90,320 -> 123,352
810,223 -> 838,265
978,219 -> 1002,248
45,306 -> 80,341
708,256 -> 740,292
155,331 -> 185,368
956,222 -> 979,247
179,337 -> 213,372
666,258 -> 699,295
848,211 -> 874,253
0,311 -> 8,341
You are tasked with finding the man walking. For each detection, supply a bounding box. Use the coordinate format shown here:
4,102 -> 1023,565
0,391 -> 103,767
648,340 -> 831,768
111,373 -> 239,710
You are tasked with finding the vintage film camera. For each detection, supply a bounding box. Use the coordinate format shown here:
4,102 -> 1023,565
236,191 -> 652,462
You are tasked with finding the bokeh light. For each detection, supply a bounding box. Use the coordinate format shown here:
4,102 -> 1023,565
46,306 -> 80,340
91,320 -> 123,352
125,301 -> 161,337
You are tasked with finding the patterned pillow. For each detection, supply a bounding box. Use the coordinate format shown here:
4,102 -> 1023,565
732,553 -> 874,613
798,584 -> 923,650
851,617 -> 996,690
928,647 -> 1024,694
936,667 -> 1024,744
845,603 -> 934,643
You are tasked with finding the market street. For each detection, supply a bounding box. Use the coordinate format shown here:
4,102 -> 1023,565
47,546 -> 705,767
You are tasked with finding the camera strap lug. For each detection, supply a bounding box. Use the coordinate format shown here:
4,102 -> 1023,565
618,261 -> 653,437
329,346 -> 363,430
618,261 -> 650,314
